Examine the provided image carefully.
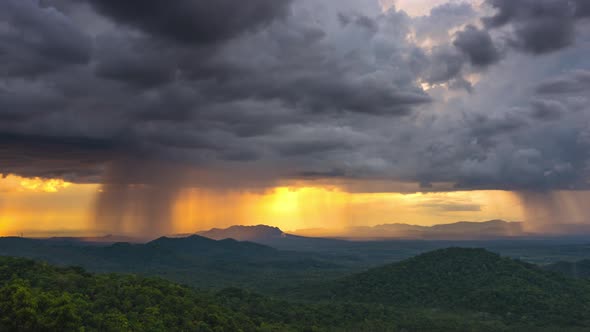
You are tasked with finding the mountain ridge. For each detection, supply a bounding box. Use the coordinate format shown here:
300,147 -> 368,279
197,225 -> 286,241
198,220 -> 526,241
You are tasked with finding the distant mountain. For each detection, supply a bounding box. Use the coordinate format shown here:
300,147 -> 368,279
427,219 -> 525,238
544,259 -> 590,278
197,225 -> 286,241
196,225 -> 348,251
294,220 -> 525,240
323,248 -> 590,325
534,223 -> 590,236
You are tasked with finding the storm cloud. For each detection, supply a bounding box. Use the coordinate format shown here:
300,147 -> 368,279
453,25 -> 501,68
1,0 -> 590,199
0,0 -> 91,77
84,0 -> 292,45
483,0 -> 590,54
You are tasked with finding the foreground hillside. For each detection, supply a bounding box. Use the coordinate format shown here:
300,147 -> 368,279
327,248 -> 590,327
1,248 -> 590,331
0,256 -> 521,332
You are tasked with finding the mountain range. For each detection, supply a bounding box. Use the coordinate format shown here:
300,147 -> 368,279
198,220 -> 526,242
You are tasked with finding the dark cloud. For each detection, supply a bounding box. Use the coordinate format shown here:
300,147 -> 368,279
422,46 -> 465,84
94,35 -> 177,88
336,13 -> 379,33
0,133 -> 120,182
85,0 -> 292,44
535,70 -> 590,94
574,0 -> 590,18
0,84 -> 65,122
483,0 -> 587,54
355,15 -> 379,33
296,169 -> 348,179
453,25 -> 501,68
0,0 -> 91,77
470,113 -> 528,139
530,99 -> 566,121
0,0 -> 590,202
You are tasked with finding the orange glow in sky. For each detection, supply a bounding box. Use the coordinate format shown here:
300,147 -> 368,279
171,186 -> 524,235
0,175 -> 97,237
19,177 -> 72,193
0,175 -> 527,237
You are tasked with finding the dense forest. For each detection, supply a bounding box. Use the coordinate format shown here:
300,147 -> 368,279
0,256 -> 513,332
325,248 -> 590,327
2,234 -> 590,293
2,247 -> 590,331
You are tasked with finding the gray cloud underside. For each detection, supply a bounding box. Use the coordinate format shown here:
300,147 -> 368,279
1,0 -> 590,192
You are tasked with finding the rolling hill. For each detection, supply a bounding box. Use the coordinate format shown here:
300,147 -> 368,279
196,225 -> 348,250
0,256 -> 523,332
0,235 -> 342,290
324,248 -> 590,327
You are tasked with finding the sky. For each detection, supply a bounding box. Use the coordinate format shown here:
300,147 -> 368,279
1,0 -> 590,237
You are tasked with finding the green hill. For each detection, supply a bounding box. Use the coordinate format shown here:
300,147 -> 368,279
0,236 -> 344,291
327,248 -> 590,327
0,256 -> 518,332
0,256 -> 257,331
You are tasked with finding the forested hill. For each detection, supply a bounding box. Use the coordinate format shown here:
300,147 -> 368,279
0,236 -> 341,290
326,248 -> 590,327
3,250 -> 590,331
0,256 -> 521,332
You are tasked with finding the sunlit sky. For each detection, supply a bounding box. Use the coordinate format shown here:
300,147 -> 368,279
386,0 -> 482,16
0,175 -> 524,237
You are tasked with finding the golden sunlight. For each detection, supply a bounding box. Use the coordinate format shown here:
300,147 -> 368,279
171,186 -> 525,235
19,177 -> 72,193
394,0 -> 483,17
1,175 -> 526,237
0,175 -> 96,237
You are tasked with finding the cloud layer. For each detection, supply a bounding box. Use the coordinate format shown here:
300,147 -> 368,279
1,0 -> 590,194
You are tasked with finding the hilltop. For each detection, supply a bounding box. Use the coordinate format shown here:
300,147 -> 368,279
196,225 -> 347,250
197,225 -> 286,241
325,248 -> 590,326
